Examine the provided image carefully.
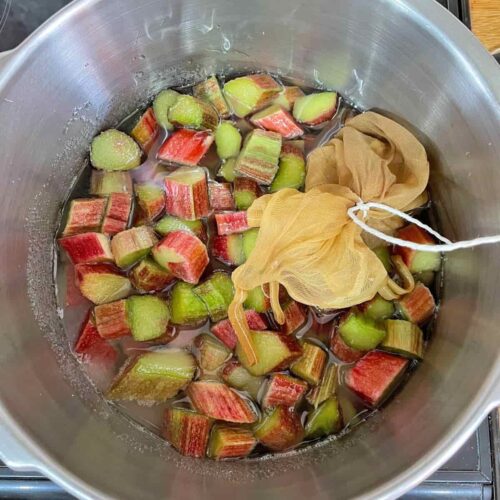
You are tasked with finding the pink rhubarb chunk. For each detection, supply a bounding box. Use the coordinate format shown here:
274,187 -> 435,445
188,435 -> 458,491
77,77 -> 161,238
157,129 -> 213,166
215,211 -> 249,235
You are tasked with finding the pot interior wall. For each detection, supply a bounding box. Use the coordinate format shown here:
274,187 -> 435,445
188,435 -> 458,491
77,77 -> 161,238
0,0 -> 499,499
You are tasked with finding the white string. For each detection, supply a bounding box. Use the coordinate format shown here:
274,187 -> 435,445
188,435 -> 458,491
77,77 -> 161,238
348,201 -> 500,253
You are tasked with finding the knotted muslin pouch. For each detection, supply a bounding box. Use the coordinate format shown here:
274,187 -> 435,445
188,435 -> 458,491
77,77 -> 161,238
229,111 -> 430,364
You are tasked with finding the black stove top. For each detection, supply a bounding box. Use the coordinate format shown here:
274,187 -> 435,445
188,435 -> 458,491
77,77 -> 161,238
0,0 -> 495,499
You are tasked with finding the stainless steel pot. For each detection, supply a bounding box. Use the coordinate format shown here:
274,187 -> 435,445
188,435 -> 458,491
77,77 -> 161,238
0,0 -> 499,498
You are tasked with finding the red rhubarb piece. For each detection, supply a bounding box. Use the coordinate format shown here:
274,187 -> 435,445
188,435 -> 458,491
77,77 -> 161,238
130,107 -> 158,150
215,211 -> 249,235
102,193 -> 132,236
251,104 -> 304,139
261,373 -> 308,409
211,234 -> 245,266
164,166 -> 210,220
330,329 -> 366,363
397,282 -> 436,324
211,310 -> 267,349
208,425 -> 257,459
208,181 -> 235,211
345,351 -> 409,406
62,198 -> 107,236
59,232 -> 113,265
187,381 -> 258,423
281,301 -> 308,335
157,129 -> 214,166
152,230 -> 209,284
94,299 -> 131,339
74,312 -> 118,363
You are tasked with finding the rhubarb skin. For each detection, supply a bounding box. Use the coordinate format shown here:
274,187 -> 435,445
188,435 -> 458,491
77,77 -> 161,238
251,104 -> 304,139
193,75 -> 231,119
254,406 -> 304,452
397,282 -> 436,324
261,373 -> 308,409
345,351 -> 409,406
215,211 -> 249,236
102,193 -> 132,236
211,310 -> 267,350
157,129 -> 214,166
163,408 -> 212,458
130,257 -> 175,293
164,166 -> 210,220
208,425 -> 257,459
76,264 -> 132,305
94,299 -> 131,339
211,234 -> 245,267
281,301 -> 308,335
74,312 -> 118,363
187,381 -> 258,423
59,232 -> 113,265
330,329 -> 366,363
152,230 -> 209,284
208,182 -> 235,211
62,198 -> 107,236
394,224 -> 441,273
130,107 -> 158,150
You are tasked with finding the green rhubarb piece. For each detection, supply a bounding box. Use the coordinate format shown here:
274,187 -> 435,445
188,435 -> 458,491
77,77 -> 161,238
130,257 -> 174,292
234,129 -> 282,185
222,362 -> 264,399
290,342 -> 327,386
373,246 -> 393,272
194,334 -> 231,372
111,226 -> 158,268
272,86 -> 305,110
306,364 -> 338,408
168,94 -> 219,131
218,158 -> 237,182
155,215 -> 204,239
153,89 -> 180,130
90,129 -> 142,171
292,92 -> 337,125
223,74 -> 282,118
270,143 -> 306,192
170,281 -> 209,326
305,397 -> 342,439
338,311 -> 387,351
127,295 -> 170,342
135,183 -> 164,219
193,76 -> 231,118
236,330 -> 302,376
208,425 -> 256,459
209,272 -> 235,306
410,251 -> 441,273
215,121 -> 242,160
363,295 -> 395,321
242,228 -> 259,259
90,170 -> 133,195
381,319 -> 424,360
244,286 -> 270,313
107,349 -> 196,402
193,272 -> 234,322
413,270 -> 435,287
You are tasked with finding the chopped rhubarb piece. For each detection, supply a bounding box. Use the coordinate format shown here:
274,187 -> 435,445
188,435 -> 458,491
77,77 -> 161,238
94,299 -> 131,339
111,226 -> 158,268
157,129 -> 214,166
90,129 -> 142,171
90,170 -> 133,196
396,282 -> 436,324
153,89 -> 180,131
102,193 -> 132,236
337,310 -> 387,351
211,310 -> 266,350
223,74 -> 282,117
215,121 -> 242,159
74,312 -> 118,363
359,294 -> 395,321
163,407 -> 212,458
381,319 -> 424,360
193,76 -> 231,118
187,381 -> 257,423
251,104 -> 304,139
330,329 -> 366,363
270,141 -> 306,192
309,316 -> 334,345
242,228 -> 259,260
254,406 -> 304,451
135,183 -> 165,221
130,257 -> 175,292
291,342 -> 327,386
373,245 -> 393,272
305,397 -> 342,438
236,330 -> 302,376
164,166 -> 210,220
306,363 -> 338,408
155,215 -> 207,241
127,295 -> 170,342
194,334 -> 231,372
193,272 -> 234,322
233,179 -> 260,213
215,211 -> 249,235
76,264 -> 132,305
218,157 -> 237,182
272,86 -> 305,110
208,425 -> 256,459
281,300 -> 307,335
62,198 -> 107,236
211,234 -> 245,266
59,232 -> 113,265
292,92 -> 338,126
234,129 -> 282,185
261,373 -> 308,409
152,231 -> 208,284
394,224 -> 441,273
208,181 -> 235,211
170,282 -> 209,326
345,351 -> 409,406
130,107 -> 158,150
108,349 -> 196,402
168,95 -> 219,131
244,286 -> 271,313
221,360 -> 264,399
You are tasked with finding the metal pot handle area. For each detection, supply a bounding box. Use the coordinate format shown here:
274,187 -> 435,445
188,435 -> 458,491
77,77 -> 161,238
0,49 -> 13,71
